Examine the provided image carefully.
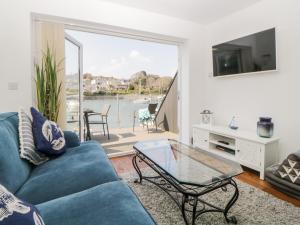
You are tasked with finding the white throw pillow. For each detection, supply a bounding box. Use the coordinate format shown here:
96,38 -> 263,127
18,108 -> 49,165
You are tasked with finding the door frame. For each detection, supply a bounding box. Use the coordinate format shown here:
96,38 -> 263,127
31,13 -> 188,147
64,27 -> 183,145
65,33 -> 84,141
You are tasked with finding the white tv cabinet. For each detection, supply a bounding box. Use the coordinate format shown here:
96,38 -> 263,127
192,124 -> 279,180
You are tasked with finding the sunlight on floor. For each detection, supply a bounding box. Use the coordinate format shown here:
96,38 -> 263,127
88,126 -> 178,155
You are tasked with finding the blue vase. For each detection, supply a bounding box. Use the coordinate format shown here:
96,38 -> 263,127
257,117 -> 274,138
229,116 -> 238,130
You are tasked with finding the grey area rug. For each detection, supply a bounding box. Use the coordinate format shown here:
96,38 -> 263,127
120,170 -> 300,225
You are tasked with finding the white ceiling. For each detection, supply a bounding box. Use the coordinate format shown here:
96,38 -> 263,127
100,0 -> 262,24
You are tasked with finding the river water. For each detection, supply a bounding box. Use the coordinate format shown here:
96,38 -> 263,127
67,95 -> 162,131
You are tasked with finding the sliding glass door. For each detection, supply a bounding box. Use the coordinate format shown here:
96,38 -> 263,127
65,33 -> 83,140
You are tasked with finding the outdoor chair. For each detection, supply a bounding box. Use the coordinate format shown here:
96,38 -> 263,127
84,105 -> 111,140
133,103 -> 158,133
147,103 -> 158,133
136,103 -> 158,133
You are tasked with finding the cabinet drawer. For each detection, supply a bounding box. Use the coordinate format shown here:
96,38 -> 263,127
236,139 -> 262,168
193,128 -> 209,150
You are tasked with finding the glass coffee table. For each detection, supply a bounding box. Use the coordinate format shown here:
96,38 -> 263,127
132,139 -> 243,225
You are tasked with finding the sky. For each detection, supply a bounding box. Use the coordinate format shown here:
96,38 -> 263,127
65,29 -> 178,79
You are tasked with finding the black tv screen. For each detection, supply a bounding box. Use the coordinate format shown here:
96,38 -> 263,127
212,28 -> 276,77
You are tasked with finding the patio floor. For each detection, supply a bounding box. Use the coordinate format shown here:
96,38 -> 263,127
87,125 -> 178,155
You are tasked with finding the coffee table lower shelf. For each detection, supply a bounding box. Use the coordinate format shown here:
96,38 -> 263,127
132,152 -> 239,225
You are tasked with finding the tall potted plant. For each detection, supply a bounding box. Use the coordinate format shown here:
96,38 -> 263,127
35,46 -> 63,122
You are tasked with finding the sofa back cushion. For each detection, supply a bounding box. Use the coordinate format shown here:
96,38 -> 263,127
0,112 -> 31,193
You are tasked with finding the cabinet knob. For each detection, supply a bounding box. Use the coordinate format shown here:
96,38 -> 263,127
237,150 -> 240,152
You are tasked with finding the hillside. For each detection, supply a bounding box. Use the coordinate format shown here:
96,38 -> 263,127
78,71 -> 173,95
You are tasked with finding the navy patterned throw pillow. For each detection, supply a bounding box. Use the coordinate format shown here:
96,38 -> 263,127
31,107 -> 66,156
0,184 -> 45,225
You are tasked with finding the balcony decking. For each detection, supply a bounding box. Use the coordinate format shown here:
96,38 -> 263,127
87,125 -> 178,156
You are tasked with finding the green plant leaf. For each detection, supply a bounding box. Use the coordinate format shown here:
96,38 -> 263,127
34,44 -> 63,122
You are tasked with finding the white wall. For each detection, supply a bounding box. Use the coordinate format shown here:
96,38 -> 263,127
201,0 -> 300,160
4,0 -> 297,158
0,0 -> 205,143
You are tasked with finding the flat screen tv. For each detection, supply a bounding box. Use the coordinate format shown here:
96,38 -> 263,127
212,28 -> 276,77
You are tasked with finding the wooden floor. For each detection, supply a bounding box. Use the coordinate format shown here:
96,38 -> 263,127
237,168 -> 300,207
111,155 -> 300,207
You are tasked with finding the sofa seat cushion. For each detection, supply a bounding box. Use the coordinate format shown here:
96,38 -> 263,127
36,181 -> 156,225
16,141 -> 119,204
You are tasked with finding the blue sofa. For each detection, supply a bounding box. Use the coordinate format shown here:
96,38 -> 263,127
0,112 -> 156,225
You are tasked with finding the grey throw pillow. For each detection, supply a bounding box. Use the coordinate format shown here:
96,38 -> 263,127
275,150 -> 300,184
18,108 -> 49,165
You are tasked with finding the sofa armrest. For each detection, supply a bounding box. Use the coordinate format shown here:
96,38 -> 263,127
63,131 -> 80,148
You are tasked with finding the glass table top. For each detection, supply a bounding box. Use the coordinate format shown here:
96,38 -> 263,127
133,139 -> 243,186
